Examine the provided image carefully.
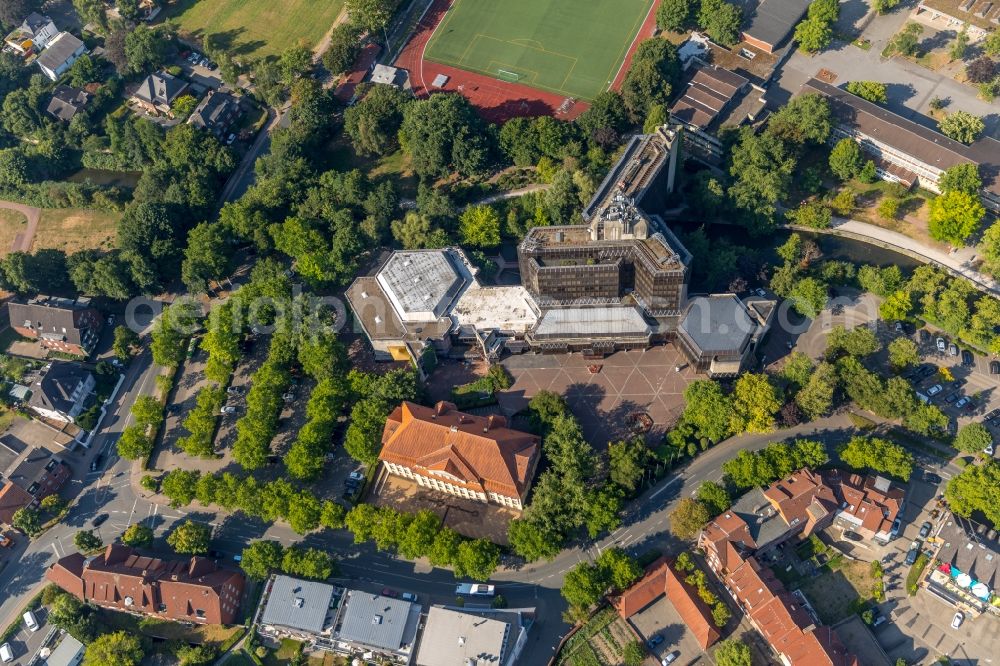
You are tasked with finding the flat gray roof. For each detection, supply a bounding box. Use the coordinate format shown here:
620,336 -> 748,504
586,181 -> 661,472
376,250 -> 468,322
680,295 -> 756,354
744,0 -> 811,47
534,306 -> 651,338
260,575 -> 335,635
337,590 -> 420,653
415,607 -> 510,666
731,487 -> 790,548
43,633 -> 84,666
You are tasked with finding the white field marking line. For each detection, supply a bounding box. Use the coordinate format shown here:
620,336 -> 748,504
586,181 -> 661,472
650,475 -> 683,500
607,0 -> 657,91
419,0 -> 452,95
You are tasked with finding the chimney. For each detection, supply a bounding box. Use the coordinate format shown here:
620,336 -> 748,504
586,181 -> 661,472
435,402 -> 449,416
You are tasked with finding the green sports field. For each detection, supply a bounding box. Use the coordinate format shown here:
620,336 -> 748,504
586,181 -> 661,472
424,0 -> 654,101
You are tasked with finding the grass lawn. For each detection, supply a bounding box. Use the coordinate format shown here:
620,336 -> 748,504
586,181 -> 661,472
165,0 -> 345,58
0,208 -> 28,256
327,137 -> 419,200
262,638 -> 338,665
33,208 -> 119,254
101,611 -> 242,647
798,558 -> 876,625
424,0 -> 655,100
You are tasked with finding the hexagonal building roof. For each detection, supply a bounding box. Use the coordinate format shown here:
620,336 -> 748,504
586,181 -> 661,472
376,250 -> 469,323
680,294 -> 757,355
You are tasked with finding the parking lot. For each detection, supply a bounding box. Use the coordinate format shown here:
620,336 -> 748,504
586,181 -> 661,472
628,596 -> 707,666
3,606 -> 49,666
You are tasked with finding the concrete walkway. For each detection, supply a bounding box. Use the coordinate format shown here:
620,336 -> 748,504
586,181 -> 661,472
0,200 -> 41,253
791,216 -> 1000,297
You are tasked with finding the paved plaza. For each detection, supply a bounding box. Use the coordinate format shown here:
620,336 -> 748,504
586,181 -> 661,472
498,346 -> 695,445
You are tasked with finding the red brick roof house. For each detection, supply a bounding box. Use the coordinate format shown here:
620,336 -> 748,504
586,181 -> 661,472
0,446 -> 71,528
0,483 -> 34,527
615,557 -> 721,650
47,544 -> 244,625
379,401 -> 540,510
823,470 -> 903,543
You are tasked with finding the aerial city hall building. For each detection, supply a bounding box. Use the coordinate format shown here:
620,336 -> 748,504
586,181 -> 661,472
346,125 -> 775,377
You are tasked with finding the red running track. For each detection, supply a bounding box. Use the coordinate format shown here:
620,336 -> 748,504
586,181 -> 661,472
393,0 -> 662,124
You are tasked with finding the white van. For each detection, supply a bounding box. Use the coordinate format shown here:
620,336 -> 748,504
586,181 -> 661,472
23,610 -> 39,632
0,642 -> 13,663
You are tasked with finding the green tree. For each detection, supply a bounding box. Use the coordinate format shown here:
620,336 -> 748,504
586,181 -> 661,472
730,373 -> 781,434
728,128 -> 796,230
787,200 -> 832,229
681,380 -> 734,443
888,337 -> 919,370
696,481 -> 731,515
670,498 -> 710,539
507,518 -> 561,562
74,529 -> 103,552
562,561 -> 608,610
939,163 -> 982,195
983,30 -> 1000,55
873,0 -> 901,12
322,23 -> 362,75
122,523 -> 154,547
945,459 -> 1000,525
657,0 -> 694,30
880,290 -> 913,321
715,639 -> 752,666
345,0 -> 392,31
928,190 -> 986,246
699,0 -> 743,46
839,436 -> 913,480
829,138 -> 864,181
117,426 -> 153,461
12,507 -> 40,535
279,44 -> 312,83
113,325 -> 140,360
123,25 -> 170,74
795,16 -> 833,53
954,422 -> 993,454
176,645 -> 218,666
938,111 -> 985,144
826,324 -> 882,359
768,93 -> 832,146
182,222 -> 232,293
282,546 -> 335,580
83,631 -> 143,666
171,94 -> 198,118
454,538 -> 500,580
620,39 -> 681,116
846,80 -> 888,103
344,84 -> 412,156
459,205 -> 502,248
623,640 -> 646,666
788,276 -> 829,318
608,438 -> 650,492
167,520 -> 211,554
796,361 -> 838,420
889,23 -> 923,57
949,28 -> 970,60
240,540 -> 284,581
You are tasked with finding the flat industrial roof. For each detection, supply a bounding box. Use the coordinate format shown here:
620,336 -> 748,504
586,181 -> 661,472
451,285 -> 538,333
415,607 -> 510,666
376,250 -> 469,322
743,0 -> 811,48
260,575 -> 335,635
337,590 -> 420,653
680,295 -> 756,354
534,306 -> 651,338
43,633 -> 84,666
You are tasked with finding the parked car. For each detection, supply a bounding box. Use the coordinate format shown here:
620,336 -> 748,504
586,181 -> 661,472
349,471 -> 365,483
647,634 -> 665,649
282,392 -> 295,402
90,454 -> 104,471
924,471 -> 941,484
107,314 -> 116,325
0,532 -> 12,547
990,360 -> 1000,374
952,611 -> 964,629
918,521 -> 932,538
919,329 -> 930,343
22,611 -> 38,632
401,592 -> 417,602
945,392 -> 959,404
843,530 -> 862,542
381,588 -> 398,598
890,518 -> 902,539
92,514 -> 109,527
949,343 -> 959,356
951,378 -> 967,389
894,321 -> 903,332
186,337 -> 198,359
0,643 -> 13,663
936,337 -> 947,352
918,364 -> 937,378
927,384 -> 943,396
985,442 -> 994,456
226,386 -> 244,395
662,653 -> 679,665
226,133 -> 236,145
986,409 -> 1000,422
955,396 -> 971,410
961,349 -> 974,366
905,541 -> 921,565
220,405 -> 237,415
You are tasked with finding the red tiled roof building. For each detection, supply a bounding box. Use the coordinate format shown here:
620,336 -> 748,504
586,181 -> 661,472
46,544 -> 244,625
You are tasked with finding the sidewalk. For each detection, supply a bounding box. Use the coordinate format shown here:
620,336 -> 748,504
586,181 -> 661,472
790,217 -> 1000,297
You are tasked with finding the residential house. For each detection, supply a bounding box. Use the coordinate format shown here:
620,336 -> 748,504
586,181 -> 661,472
823,470 -> 904,543
801,77 -> 1000,212
329,589 -> 421,663
131,71 -> 189,116
187,90 -> 242,138
3,12 -> 59,56
47,543 -> 245,625
7,295 -> 103,356
46,85 -> 91,122
0,442 -> 71,526
379,401 -> 540,511
415,606 -> 531,666
36,32 -> 86,81
257,575 -> 338,642
26,361 -> 95,424
615,557 -> 721,649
